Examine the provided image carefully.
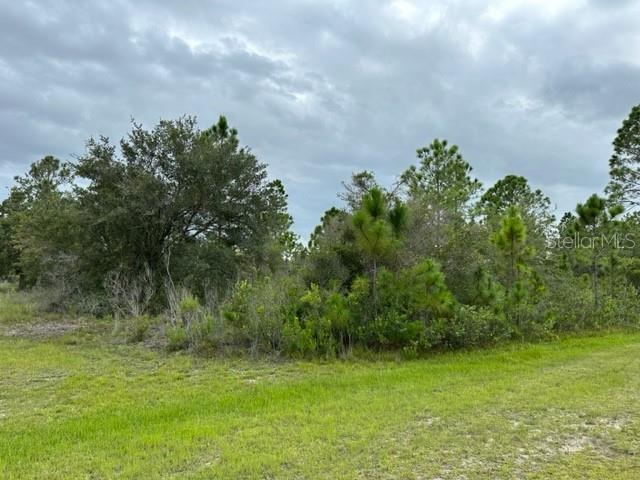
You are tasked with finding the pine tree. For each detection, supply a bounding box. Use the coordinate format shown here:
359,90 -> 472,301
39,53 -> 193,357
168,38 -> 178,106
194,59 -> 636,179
575,194 -> 623,307
492,206 -> 531,326
352,187 -> 407,315
607,104 -> 640,206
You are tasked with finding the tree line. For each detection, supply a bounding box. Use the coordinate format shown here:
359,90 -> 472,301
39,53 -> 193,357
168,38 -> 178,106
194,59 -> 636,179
1,105 -> 640,356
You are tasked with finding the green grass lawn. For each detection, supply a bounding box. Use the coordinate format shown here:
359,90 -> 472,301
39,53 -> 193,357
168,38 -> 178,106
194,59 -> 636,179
1,306 -> 639,478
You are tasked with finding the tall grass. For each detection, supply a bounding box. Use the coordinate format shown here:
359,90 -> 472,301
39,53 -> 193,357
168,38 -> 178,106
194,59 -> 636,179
0,285 -> 38,324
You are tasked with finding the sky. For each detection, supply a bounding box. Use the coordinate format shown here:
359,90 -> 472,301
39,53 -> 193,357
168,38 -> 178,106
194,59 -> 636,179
1,0 -> 639,238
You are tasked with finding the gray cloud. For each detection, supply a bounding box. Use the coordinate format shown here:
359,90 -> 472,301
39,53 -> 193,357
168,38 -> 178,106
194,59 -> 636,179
1,0 -> 639,237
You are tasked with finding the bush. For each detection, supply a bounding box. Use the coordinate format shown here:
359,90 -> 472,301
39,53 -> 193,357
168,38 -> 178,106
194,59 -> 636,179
371,310 -> 424,349
297,284 -> 338,356
599,283 -> 640,328
350,260 -> 454,350
164,287 -> 222,352
222,275 -> 303,354
539,275 -> 595,332
127,315 -> 152,343
220,278 -> 352,357
166,325 -> 189,352
426,305 -> 511,349
282,317 -> 317,357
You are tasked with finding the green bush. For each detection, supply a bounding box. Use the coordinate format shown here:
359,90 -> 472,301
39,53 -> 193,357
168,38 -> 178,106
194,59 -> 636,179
222,275 -> 303,353
282,317 -> 317,357
179,295 -> 200,314
599,283 -> 640,328
166,325 -> 189,352
127,315 -> 152,343
323,292 -> 351,353
539,275 -> 595,332
351,260 -> 454,350
371,311 -> 424,348
426,305 -> 511,349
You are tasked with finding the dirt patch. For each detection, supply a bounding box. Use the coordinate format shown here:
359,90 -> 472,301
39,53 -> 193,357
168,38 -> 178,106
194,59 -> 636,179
558,434 -> 592,453
513,413 -> 629,469
1,320 -> 82,338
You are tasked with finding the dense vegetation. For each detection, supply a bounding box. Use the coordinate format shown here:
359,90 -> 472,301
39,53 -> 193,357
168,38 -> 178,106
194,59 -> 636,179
1,105 -> 640,357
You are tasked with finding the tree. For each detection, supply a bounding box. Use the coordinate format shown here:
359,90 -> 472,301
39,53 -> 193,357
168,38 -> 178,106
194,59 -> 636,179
11,190 -> 80,289
308,207 -> 345,250
477,175 -> 554,246
492,207 -> 528,293
0,156 -> 76,287
401,139 -> 481,258
352,187 -> 408,314
470,265 -> 502,309
574,194 -> 624,308
401,139 -> 483,299
402,139 -> 481,227
339,171 -> 381,211
0,220 -> 12,278
607,104 -> 640,206
491,206 -> 534,326
74,115 -> 292,290
304,207 -> 363,290
7,155 -> 72,204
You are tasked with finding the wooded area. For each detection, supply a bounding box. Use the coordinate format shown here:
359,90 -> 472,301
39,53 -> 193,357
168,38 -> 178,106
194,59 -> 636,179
2,105 -> 640,357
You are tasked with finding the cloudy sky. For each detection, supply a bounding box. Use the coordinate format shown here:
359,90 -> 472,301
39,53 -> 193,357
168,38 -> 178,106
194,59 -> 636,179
1,0 -> 638,237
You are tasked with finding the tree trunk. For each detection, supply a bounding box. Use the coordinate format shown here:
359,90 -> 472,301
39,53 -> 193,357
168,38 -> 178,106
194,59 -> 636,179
592,255 -> 599,308
372,258 -> 378,319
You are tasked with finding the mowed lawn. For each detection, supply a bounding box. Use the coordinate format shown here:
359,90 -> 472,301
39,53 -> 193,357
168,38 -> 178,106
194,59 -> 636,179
1,315 -> 639,478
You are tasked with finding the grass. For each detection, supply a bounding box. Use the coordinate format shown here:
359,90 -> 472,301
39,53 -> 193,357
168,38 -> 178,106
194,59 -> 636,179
0,294 -> 639,478
0,289 -> 37,324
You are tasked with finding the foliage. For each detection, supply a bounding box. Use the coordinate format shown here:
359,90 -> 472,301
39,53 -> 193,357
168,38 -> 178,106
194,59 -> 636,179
3,107 -> 640,358
607,103 -> 640,206
127,315 -> 152,343
304,208 -> 362,289
352,187 -> 408,315
426,305 -> 511,349
0,156 -> 77,288
477,174 -> 554,254
222,276 -> 303,354
573,194 -> 624,307
402,139 -> 481,218
338,170 -> 382,211
73,115 -> 291,289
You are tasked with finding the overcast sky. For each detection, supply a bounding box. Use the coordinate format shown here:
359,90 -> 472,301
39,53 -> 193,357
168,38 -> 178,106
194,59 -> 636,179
1,0 -> 639,237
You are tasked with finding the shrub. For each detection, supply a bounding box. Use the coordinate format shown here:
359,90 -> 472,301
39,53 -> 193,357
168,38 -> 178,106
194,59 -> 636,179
282,317 -> 317,357
166,325 -> 189,352
296,284 -> 338,356
371,310 -> 424,349
104,265 -> 155,329
426,305 -> 510,349
599,283 -> 640,328
127,315 -> 152,343
164,286 -> 223,352
323,292 -> 351,354
346,275 -> 371,340
222,275 -> 303,354
538,275 -> 594,332
352,260 -> 454,350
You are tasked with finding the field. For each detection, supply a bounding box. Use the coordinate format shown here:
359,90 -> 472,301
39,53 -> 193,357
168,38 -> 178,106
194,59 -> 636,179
1,292 -> 639,479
